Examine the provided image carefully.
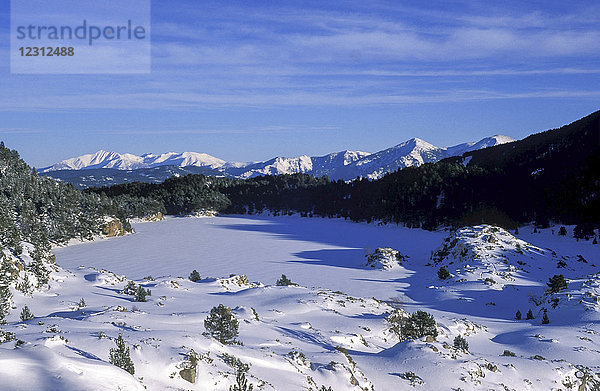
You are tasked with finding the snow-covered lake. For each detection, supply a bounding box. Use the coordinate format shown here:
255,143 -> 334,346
54,215 -> 446,300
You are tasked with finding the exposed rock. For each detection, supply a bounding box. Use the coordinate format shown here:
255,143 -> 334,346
103,219 -> 126,237
179,367 -> 196,383
179,349 -> 199,383
143,212 -> 163,222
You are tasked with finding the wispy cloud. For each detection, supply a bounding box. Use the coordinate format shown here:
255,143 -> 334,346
88,125 -> 340,135
0,128 -> 43,134
1,1 -> 599,110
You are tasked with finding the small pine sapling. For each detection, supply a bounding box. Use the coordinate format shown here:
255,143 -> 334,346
453,335 -> 469,351
189,270 -> 201,282
276,274 -> 294,286
526,309 -> 534,320
20,305 -> 34,321
135,285 -> 148,302
541,309 -> 550,324
109,333 -> 135,375
229,368 -> 253,391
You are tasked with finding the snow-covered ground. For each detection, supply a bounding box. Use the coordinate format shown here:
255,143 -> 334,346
2,215 -> 599,390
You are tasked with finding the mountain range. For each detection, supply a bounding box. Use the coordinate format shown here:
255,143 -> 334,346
39,135 -> 514,188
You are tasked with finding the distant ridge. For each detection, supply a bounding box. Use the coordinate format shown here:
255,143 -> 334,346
39,135 -> 514,187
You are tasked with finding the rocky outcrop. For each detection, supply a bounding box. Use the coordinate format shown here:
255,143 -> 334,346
102,219 -> 126,237
364,247 -> 408,270
143,212 -> 163,222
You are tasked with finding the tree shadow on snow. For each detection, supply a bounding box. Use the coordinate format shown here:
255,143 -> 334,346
289,249 -> 366,270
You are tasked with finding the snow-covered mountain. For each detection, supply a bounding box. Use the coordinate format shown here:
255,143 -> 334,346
39,135 -> 514,183
42,150 -> 226,172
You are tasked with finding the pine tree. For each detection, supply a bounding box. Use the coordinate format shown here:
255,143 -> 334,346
189,270 -> 201,282
204,304 -> 239,344
122,281 -> 137,295
20,305 -> 34,321
29,227 -> 51,287
541,309 -> 549,324
515,310 -> 521,320
453,335 -> 469,351
397,310 -> 438,340
526,309 -> 534,320
134,285 -> 147,302
0,284 -> 11,324
437,266 -> 450,280
276,274 -> 293,286
0,252 -> 16,284
109,333 -> 135,375
17,274 -> 32,295
229,368 -> 253,391
558,226 -> 567,236
0,196 -> 22,253
547,274 -> 568,293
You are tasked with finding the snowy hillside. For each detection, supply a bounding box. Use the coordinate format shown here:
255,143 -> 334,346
39,135 -> 514,184
2,215 -> 598,390
339,138 -> 445,180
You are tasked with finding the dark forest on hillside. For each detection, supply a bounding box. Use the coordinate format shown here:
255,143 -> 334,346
86,111 -> 600,230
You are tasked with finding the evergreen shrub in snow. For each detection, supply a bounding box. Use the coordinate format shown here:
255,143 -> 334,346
453,335 -> 469,351
109,333 -> 135,375
204,304 -> 239,344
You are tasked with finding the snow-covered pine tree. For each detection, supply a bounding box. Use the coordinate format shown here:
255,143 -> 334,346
29,227 -> 51,287
20,305 -> 34,321
109,333 -> 135,375
122,281 -> 137,295
0,195 -> 22,253
0,284 -> 11,324
0,251 -> 16,285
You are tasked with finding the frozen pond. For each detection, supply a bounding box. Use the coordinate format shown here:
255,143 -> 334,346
54,215 -> 446,299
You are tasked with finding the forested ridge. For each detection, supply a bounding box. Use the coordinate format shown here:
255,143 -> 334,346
0,142 -> 131,318
87,110 -> 600,230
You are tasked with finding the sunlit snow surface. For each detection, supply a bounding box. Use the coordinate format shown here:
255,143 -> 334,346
2,215 -> 599,390
54,215 -> 446,300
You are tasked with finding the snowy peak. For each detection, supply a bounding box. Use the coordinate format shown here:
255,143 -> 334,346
445,135 -> 515,157
40,151 -> 226,173
39,134 -> 514,182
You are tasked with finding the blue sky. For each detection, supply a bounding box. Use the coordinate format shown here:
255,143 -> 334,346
1,0 -> 599,168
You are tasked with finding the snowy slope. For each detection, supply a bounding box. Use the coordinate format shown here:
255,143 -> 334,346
39,135 -> 513,182
0,216 -> 592,390
337,138 -> 445,180
444,135 -> 515,157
